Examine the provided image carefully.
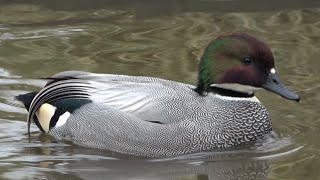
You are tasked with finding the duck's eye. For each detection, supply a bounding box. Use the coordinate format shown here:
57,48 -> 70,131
243,57 -> 252,65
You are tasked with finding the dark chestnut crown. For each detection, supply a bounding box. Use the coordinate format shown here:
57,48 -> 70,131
195,32 -> 300,101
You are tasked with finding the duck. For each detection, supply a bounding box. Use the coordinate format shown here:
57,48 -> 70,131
16,32 -> 300,157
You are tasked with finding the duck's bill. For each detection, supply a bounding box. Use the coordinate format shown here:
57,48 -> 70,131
262,72 -> 300,102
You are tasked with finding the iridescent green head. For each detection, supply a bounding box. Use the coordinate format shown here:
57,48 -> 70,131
195,32 -> 300,101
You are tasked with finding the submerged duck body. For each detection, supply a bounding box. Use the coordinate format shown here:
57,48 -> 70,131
16,33 -> 299,157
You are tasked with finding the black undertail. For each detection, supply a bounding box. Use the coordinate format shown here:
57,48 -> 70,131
15,79 -> 95,136
15,92 -> 38,110
15,91 -> 45,132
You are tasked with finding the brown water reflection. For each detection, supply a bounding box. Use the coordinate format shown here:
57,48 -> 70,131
0,1 -> 319,179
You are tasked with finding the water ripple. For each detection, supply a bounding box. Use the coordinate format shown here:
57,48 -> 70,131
0,3 -> 319,180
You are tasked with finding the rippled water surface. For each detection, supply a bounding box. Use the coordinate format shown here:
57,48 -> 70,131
0,0 -> 319,179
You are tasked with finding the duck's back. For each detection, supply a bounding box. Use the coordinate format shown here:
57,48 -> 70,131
49,71 -> 207,124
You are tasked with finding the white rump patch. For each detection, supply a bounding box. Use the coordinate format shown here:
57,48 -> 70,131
55,111 -> 71,128
271,68 -> 276,74
36,103 -> 56,133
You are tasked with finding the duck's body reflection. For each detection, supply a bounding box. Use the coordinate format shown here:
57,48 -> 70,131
40,146 -> 268,180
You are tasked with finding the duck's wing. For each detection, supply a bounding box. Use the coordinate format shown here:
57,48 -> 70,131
88,80 -> 198,124
37,72 -> 199,125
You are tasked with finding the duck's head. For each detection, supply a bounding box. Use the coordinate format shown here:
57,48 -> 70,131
195,32 -> 300,102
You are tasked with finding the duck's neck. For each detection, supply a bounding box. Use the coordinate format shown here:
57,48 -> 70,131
195,37 -> 231,95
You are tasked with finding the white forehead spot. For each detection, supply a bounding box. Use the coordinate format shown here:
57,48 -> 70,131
271,68 -> 276,74
36,103 -> 56,133
55,111 -> 71,128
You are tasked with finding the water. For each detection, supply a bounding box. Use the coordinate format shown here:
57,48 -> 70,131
0,0 -> 319,179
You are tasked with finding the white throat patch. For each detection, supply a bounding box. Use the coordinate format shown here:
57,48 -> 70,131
213,93 -> 260,103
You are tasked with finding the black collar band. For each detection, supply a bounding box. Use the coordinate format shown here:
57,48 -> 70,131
208,86 -> 255,98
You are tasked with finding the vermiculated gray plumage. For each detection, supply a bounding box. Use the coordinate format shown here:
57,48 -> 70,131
41,71 -> 273,157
